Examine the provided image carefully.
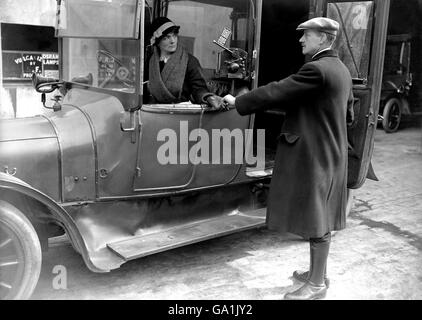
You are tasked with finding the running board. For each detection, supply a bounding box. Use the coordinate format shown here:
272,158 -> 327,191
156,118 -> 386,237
107,208 -> 266,261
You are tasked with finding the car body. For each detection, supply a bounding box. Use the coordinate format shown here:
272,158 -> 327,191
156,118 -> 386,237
0,0 -> 389,299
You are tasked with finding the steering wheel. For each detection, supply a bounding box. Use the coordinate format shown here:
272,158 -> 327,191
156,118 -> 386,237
97,50 -> 135,88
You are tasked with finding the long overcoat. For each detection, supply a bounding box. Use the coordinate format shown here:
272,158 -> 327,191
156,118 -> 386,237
236,49 -> 353,239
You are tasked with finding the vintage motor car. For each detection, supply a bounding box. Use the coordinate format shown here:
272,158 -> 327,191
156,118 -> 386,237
0,0 -> 389,299
378,34 -> 413,133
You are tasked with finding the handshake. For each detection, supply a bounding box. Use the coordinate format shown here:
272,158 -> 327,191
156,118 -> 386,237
204,94 -> 236,111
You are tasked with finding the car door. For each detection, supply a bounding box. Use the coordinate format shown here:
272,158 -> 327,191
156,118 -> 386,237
133,104 -> 201,191
133,104 -> 251,192
312,0 -> 390,188
188,106 -> 252,188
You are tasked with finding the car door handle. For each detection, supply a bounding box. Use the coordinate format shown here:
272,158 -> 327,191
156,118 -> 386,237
120,111 -> 137,132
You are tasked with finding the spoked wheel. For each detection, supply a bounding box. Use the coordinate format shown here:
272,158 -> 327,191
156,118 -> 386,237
382,97 -> 402,133
0,201 -> 41,300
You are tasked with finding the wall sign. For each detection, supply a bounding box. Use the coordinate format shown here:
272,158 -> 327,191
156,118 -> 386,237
2,51 -> 59,80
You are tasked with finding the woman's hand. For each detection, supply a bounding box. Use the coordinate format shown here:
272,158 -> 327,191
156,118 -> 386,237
205,94 -> 230,111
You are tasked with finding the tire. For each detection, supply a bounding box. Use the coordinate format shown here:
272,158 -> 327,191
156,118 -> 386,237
382,97 -> 402,133
0,200 -> 42,300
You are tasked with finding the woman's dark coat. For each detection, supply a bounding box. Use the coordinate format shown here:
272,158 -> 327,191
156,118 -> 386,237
148,51 -> 211,104
236,49 -> 353,238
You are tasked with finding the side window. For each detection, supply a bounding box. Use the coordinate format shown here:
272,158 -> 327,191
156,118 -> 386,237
327,1 -> 374,81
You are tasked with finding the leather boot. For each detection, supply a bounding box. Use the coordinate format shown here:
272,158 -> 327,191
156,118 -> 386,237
292,237 -> 330,287
285,233 -> 331,300
284,281 -> 327,300
292,268 -> 330,287
308,232 -> 331,286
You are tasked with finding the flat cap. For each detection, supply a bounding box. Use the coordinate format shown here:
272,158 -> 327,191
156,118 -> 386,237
296,17 -> 339,36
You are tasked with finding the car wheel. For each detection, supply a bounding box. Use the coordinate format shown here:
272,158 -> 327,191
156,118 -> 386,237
382,97 -> 402,133
0,200 -> 42,300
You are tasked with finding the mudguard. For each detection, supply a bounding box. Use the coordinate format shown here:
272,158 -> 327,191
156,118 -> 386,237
0,172 -> 104,273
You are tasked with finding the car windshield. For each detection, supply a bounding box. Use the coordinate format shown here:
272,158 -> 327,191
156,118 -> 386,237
327,1 -> 374,81
383,37 -> 411,76
61,38 -> 138,93
56,0 -> 140,38
57,0 -> 140,93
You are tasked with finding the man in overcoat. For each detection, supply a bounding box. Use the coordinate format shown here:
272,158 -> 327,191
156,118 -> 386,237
223,17 -> 354,300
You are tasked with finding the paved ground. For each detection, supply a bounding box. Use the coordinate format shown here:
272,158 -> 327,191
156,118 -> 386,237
31,118 -> 422,300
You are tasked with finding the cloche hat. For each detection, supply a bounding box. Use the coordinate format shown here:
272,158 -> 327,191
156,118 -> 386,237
150,17 -> 180,45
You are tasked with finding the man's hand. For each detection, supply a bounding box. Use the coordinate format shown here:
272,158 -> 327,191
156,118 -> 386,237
205,95 -> 230,111
223,94 -> 236,107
